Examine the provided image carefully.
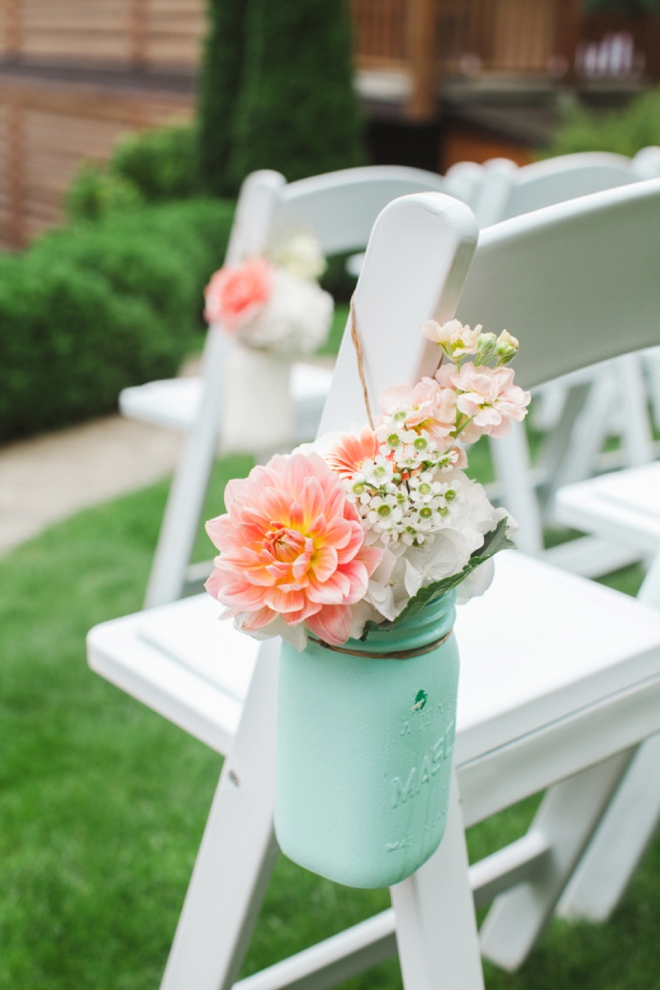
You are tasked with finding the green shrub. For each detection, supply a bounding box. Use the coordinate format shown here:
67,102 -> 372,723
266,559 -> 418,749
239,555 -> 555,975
546,89 -> 660,158
198,0 -> 248,197
226,0 -> 366,191
110,123 -> 200,202
66,162 -> 144,222
66,124 -> 200,222
99,197 -> 236,324
319,252 -> 358,303
0,257 -> 170,440
0,197 -> 235,441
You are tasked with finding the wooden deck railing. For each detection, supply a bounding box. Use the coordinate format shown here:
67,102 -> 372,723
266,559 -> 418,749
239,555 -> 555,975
352,0 -> 581,117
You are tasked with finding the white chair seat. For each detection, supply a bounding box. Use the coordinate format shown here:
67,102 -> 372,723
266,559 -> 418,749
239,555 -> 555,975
120,363 -> 334,443
556,461 -> 660,553
88,549 -> 660,828
120,378 -> 202,431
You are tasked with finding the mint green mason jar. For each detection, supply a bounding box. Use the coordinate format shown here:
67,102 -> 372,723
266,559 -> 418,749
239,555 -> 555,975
275,591 -> 459,889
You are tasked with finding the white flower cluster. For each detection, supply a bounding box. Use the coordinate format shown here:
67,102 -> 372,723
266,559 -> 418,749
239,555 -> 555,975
271,229 -> 327,282
305,415 -> 508,633
244,229 -> 333,354
343,423 -> 460,548
351,461 -> 505,630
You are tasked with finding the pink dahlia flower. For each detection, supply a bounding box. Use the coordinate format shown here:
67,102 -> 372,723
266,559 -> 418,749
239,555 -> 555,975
205,452 -> 382,647
378,377 -> 457,444
204,258 -> 272,333
442,362 -> 531,440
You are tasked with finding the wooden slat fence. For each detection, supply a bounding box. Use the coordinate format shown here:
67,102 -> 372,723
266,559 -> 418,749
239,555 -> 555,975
0,0 -> 205,69
0,0 -> 644,248
0,75 -> 193,247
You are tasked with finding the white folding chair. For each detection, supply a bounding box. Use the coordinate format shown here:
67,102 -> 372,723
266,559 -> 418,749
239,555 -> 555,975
471,149 -> 660,575
125,165 -> 484,610
88,179 -> 660,989
553,462 -> 660,923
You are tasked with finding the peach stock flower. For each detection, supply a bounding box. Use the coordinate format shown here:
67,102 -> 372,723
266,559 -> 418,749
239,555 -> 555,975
205,452 -> 382,648
423,319 -> 481,357
378,378 -> 457,445
204,258 -> 272,333
440,362 -> 531,440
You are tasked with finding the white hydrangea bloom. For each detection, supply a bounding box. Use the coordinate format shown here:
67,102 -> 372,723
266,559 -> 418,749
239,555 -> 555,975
238,268 -> 333,354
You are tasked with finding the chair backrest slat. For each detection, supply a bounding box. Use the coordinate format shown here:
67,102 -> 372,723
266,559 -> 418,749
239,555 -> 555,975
457,178 -> 660,389
499,151 -> 637,222
269,166 -> 449,256
319,193 -> 478,434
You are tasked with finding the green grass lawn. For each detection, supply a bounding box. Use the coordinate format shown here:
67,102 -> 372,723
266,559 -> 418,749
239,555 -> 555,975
1,438 -> 658,988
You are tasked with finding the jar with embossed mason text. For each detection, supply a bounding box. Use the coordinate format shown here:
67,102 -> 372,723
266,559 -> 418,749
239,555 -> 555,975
274,590 -> 459,889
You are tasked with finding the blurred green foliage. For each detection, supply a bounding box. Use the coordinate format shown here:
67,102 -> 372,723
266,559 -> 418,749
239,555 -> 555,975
0,198 -> 234,441
545,88 -> 660,157
198,0 -> 247,197
66,124 -> 200,223
110,123 -> 200,203
224,0 -> 366,192
65,162 -> 143,222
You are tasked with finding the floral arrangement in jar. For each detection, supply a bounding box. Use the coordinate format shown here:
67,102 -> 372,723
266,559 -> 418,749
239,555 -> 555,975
204,229 -> 334,355
204,316 -> 531,889
205,319 -> 530,648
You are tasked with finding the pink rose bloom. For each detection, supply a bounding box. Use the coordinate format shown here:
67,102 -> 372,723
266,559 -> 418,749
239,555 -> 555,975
444,362 -> 531,440
205,452 -> 382,647
378,377 -> 457,444
204,258 -> 272,333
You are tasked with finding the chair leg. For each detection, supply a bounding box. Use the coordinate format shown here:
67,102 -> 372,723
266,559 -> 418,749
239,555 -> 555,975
543,372 -> 614,508
145,331 -> 231,609
160,640 -> 280,990
488,422 -> 543,556
557,733 -> 660,923
638,552 -> 660,610
555,552 -> 660,922
479,750 -> 634,972
619,354 -> 655,468
391,771 -> 485,990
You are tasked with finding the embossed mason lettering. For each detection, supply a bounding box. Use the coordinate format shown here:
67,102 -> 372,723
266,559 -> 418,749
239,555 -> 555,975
391,767 -> 417,807
385,836 -> 413,852
431,720 -> 455,773
391,722 -> 455,807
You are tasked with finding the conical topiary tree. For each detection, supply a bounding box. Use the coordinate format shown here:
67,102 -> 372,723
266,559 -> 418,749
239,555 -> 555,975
198,0 -> 248,197
226,0 -> 366,192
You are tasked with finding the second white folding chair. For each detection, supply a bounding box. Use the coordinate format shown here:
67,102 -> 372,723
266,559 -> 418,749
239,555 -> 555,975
89,179 -> 660,989
124,165 -> 481,610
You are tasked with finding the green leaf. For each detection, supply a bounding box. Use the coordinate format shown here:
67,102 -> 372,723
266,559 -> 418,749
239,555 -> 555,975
360,517 -> 515,638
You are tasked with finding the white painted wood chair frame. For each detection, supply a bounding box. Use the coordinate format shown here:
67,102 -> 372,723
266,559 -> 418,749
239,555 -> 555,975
553,463 -> 660,922
88,180 -> 660,989
472,149 -> 660,573
124,166 -> 474,611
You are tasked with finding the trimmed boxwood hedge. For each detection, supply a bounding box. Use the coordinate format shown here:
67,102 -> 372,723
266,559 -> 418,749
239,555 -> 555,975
0,197 -> 234,442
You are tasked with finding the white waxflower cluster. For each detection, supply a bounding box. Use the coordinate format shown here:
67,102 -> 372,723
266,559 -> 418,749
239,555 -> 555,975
343,422 -> 460,548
